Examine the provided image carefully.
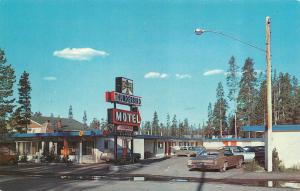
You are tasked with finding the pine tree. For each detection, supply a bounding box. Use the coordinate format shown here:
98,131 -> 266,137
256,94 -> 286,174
90,118 -> 100,129
277,73 -> 293,124
291,76 -> 300,124
178,122 -> 184,138
293,86 -> 300,124
166,113 -> 171,136
212,82 -> 228,137
83,111 -> 87,126
226,56 -> 239,138
33,111 -> 42,117
272,69 -> 280,124
15,71 -> 32,132
159,123 -> 164,136
0,49 -> 16,133
253,79 -> 267,125
205,102 -> 214,138
237,58 -> 257,127
68,105 -> 73,119
152,111 -> 159,135
143,121 -> 151,135
183,118 -> 189,136
171,115 -> 178,137
227,114 -> 235,135
99,118 -> 107,130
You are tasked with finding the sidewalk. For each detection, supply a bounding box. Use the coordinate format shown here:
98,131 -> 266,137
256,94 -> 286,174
231,171 -> 300,181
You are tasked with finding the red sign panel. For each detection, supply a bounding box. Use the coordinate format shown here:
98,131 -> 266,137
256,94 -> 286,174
105,91 -> 141,106
108,108 -> 141,127
117,125 -> 133,132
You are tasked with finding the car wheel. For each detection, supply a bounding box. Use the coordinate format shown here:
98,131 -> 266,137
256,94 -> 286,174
236,159 -> 243,168
220,162 -> 227,172
8,159 -> 15,165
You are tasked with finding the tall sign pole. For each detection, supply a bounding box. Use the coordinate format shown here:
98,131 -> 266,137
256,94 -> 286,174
106,77 -> 142,162
265,16 -> 273,172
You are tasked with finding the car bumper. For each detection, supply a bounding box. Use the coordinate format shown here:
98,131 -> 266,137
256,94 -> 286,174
187,163 -> 218,170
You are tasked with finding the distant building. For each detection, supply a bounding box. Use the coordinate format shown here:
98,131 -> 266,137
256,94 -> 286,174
27,116 -> 89,133
242,124 -> 300,168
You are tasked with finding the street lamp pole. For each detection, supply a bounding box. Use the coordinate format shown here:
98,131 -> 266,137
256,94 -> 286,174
195,16 -> 272,171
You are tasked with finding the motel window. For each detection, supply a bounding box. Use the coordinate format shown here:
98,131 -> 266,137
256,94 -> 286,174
104,140 -> 109,149
83,141 -> 93,155
158,142 -> 163,149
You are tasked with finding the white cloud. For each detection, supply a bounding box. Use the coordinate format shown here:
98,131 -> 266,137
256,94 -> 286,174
43,76 -> 57,81
203,69 -> 225,76
176,74 -> 192,79
53,48 -> 108,61
144,72 -> 169,79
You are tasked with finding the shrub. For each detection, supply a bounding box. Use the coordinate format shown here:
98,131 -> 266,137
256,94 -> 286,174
272,148 -> 283,171
245,160 -> 264,172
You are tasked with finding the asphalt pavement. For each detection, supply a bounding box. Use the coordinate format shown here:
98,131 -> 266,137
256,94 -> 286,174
0,157 -> 300,191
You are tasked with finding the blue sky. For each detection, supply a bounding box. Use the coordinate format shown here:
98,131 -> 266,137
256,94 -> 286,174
1,0 -> 300,125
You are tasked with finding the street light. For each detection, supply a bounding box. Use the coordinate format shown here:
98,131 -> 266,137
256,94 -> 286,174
195,16 -> 272,172
194,28 -> 265,52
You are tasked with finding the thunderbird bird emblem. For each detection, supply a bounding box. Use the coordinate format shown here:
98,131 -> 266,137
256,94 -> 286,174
122,79 -> 133,95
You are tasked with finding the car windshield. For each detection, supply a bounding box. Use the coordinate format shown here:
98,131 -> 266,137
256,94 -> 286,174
202,151 -> 219,156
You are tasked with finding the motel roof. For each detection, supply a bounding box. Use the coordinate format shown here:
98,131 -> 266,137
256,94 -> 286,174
11,130 -> 102,139
31,116 -> 90,131
135,134 -> 203,141
242,124 -> 300,132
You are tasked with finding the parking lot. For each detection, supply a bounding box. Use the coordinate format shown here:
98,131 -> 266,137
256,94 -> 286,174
129,156 -> 244,179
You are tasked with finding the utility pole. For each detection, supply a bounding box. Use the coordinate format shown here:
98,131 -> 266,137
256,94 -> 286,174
265,16 -> 273,172
220,109 -> 222,138
235,104 -> 237,139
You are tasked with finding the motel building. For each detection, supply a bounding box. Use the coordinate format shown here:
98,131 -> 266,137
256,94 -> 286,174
242,125 -> 300,169
11,115 -> 278,164
12,116 -> 204,163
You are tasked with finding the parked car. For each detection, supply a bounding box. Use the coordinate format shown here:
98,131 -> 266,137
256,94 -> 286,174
100,148 -> 141,162
195,147 -> 206,156
243,146 -> 265,164
224,146 -> 255,163
187,149 -> 244,172
0,146 -> 18,165
175,146 -> 204,157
